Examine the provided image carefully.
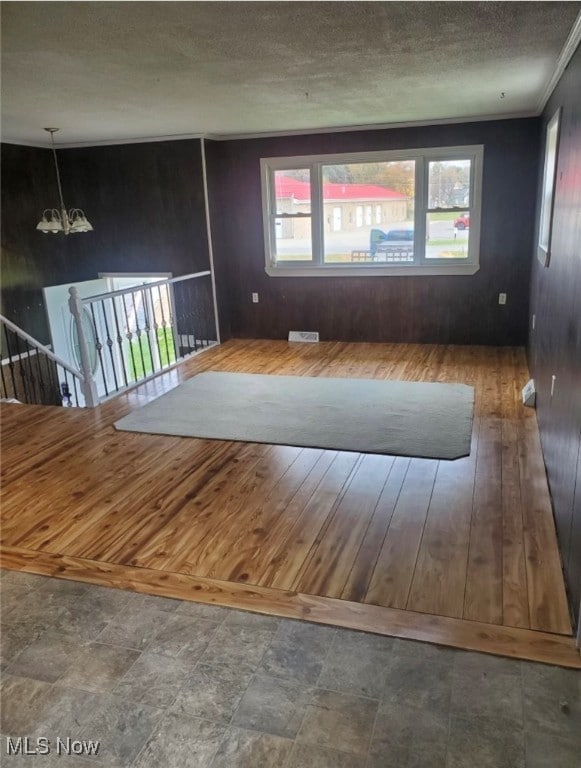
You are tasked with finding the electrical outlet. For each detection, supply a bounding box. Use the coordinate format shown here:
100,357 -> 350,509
498,293 -> 507,305
252,292 -> 259,303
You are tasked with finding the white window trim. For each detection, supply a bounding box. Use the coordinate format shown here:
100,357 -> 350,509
261,145 -> 483,277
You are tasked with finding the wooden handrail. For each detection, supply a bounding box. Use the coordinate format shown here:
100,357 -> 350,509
0,314 -> 84,380
81,271 -> 212,303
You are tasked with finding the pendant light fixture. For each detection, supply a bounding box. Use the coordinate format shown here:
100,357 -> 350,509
36,128 -> 93,235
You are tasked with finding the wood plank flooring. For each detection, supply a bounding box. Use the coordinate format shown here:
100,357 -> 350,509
2,545 -> 579,668
1,340 -> 576,665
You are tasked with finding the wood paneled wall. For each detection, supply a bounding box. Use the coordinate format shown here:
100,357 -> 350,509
3,120 -> 540,348
1,140 -> 210,344
528,43 -> 581,625
205,118 -> 540,346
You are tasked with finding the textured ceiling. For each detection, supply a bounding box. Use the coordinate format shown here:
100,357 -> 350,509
1,1 -> 580,145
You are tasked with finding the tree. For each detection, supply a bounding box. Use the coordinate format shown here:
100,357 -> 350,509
428,162 -> 470,207
281,161 -> 418,200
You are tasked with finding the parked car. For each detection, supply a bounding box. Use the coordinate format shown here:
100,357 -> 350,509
370,228 -> 414,256
454,214 -> 470,230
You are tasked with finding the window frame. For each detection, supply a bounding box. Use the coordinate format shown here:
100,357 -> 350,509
537,108 -> 561,267
261,145 -> 483,277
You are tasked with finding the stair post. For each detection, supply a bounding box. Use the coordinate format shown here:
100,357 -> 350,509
68,286 -> 99,407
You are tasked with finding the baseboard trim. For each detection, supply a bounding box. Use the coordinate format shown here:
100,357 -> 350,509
1,545 -> 579,668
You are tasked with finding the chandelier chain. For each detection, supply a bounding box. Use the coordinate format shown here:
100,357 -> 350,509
48,129 -> 67,214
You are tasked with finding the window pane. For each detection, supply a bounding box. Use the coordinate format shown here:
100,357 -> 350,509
539,116 -> 559,250
321,161 -> 415,263
428,160 -> 471,209
273,217 -> 312,261
274,169 -> 311,214
425,211 -> 470,259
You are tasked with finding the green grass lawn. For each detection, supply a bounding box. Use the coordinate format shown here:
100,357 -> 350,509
428,238 -> 467,247
124,327 -> 176,381
428,211 -> 465,221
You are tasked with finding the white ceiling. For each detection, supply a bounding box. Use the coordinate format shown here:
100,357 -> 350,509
1,1 -> 580,146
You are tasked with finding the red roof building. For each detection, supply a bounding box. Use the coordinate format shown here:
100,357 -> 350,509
274,174 -> 410,239
275,174 -> 406,202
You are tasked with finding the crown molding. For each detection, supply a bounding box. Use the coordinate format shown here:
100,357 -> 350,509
1,112 -> 537,150
1,132 -> 206,149
52,132 -> 206,148
0,138 -> 49,149
208,111 -> 537,142
537,10 -> 581,113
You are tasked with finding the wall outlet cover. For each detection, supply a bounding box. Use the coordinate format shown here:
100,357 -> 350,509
288,331 -> 319,343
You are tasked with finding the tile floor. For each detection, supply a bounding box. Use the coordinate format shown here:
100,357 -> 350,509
0,569 -> 579,767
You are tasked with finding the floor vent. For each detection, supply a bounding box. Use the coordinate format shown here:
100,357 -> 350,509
288,331 -> 320,343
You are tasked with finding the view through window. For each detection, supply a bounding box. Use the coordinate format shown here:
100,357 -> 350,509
273,169 -> 313,262
262,146 -> 482,274
322,161 -> 415,264
426,159 -> 471,260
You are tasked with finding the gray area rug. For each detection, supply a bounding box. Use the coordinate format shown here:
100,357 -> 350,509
114,371 -> 474,459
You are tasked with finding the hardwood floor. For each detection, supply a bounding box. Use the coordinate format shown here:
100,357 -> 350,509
1,340 -> 577,666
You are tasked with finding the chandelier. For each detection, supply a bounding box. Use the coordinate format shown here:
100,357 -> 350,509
36,128 -> 93,235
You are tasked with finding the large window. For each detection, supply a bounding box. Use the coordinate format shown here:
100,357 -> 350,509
261,146 -> 483,276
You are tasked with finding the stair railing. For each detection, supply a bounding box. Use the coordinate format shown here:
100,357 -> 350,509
75,270 -> 218,403
0,314 -> 86,407
1,271 -> 218,409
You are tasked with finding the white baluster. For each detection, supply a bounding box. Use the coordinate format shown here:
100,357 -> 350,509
68,286 -> 99,407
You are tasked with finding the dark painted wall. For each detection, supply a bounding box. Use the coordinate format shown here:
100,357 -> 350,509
528,44 -> 581,624
2,121 -> 540,347
1,140 -> 210,344
205,139 -> 233,340
205,119 -> 540,345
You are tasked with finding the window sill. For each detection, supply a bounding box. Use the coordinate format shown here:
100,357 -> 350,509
265,263 -> 480,278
